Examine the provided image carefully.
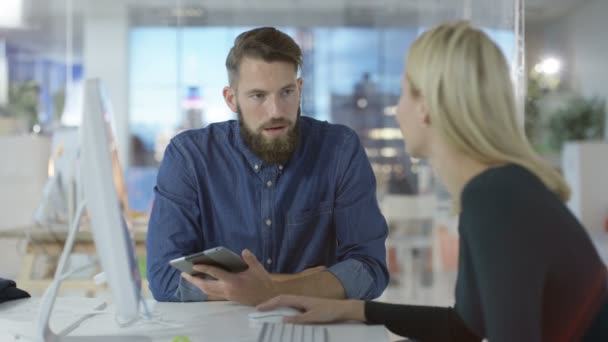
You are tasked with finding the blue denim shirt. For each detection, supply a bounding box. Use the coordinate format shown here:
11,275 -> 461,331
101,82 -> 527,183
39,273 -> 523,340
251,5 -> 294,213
146,116 -> 389,302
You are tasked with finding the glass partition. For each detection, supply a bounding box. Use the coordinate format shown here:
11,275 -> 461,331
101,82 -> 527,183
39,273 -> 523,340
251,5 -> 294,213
0,0 -> 523,296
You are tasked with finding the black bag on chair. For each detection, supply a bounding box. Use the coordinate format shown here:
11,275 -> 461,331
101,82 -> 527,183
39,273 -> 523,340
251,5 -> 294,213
0,278 -> 30,304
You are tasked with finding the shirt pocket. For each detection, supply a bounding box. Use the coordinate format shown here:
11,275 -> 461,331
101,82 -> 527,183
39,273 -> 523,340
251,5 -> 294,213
283,201 -> 335,263
286,201 -> 334,227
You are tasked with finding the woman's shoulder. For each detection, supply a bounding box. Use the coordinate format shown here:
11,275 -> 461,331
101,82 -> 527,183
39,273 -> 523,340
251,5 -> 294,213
461,164 -> 547,207
459,163 -> 572,242
459,164 -> 560,230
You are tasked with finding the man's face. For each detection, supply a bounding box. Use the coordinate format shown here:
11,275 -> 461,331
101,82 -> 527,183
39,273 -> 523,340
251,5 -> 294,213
223,57 -> 303,164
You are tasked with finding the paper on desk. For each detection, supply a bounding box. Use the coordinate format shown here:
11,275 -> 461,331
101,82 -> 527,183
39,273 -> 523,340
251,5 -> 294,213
0,320 -> 38,341
0,297 -> 107,340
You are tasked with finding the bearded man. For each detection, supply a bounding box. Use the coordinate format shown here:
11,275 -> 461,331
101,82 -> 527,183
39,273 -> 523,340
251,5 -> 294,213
147,27 -> 388,305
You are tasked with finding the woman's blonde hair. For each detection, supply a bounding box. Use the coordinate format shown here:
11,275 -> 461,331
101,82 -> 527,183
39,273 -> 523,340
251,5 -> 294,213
405,21 -> 570,202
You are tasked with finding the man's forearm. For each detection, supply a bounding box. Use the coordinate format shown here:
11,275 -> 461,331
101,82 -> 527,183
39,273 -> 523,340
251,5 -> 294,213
273,271 -> 346,299
270,265 -> 327,282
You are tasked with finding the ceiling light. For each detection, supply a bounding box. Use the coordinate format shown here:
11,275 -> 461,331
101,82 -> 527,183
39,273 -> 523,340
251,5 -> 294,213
0,0 -> 23,28
534,57 -> 561,75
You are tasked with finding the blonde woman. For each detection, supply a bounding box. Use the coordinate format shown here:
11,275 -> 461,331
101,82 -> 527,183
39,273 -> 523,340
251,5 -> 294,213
257,21 -> 608,341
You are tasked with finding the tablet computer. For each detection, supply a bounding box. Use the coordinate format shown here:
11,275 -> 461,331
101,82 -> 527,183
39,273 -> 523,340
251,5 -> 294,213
169,246 -> 249,276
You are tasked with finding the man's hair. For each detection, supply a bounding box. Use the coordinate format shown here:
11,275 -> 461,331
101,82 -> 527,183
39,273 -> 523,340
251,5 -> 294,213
225,27 -> 303,87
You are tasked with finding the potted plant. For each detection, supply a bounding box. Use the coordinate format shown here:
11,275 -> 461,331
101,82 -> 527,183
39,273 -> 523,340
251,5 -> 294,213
0,80 -> 40,134
547,95 -> 606,151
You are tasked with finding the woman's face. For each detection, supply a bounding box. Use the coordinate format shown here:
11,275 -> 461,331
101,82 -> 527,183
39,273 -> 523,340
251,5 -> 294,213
396,75 -> 430,158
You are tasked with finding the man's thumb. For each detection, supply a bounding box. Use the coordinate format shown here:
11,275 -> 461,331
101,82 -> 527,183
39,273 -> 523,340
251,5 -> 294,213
242,249 -> 261,268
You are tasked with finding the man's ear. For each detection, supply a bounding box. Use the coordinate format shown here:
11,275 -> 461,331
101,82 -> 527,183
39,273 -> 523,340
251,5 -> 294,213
223,86 -> 238,113
297,77 -> 303,93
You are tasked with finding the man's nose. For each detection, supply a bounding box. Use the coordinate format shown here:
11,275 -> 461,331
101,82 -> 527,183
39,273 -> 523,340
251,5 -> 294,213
266,95 -> 284,119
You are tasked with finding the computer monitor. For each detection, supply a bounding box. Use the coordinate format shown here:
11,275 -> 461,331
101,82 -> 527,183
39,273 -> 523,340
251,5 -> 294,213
36,79 -> 148,341
80,78 -> 140,321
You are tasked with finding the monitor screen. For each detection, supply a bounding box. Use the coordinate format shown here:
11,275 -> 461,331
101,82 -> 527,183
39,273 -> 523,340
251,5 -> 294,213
98,84 -> 130,216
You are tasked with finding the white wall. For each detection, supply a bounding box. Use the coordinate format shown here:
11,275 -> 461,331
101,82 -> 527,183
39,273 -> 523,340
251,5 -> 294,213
562,142 -> 608,232
83,2 -> 130,167
0,136 -> 51,230
558,0 -> 608,102
532,0 -> 608,138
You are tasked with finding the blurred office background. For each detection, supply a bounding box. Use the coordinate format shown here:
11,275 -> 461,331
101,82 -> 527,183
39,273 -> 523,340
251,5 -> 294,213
0,1 -> 606,334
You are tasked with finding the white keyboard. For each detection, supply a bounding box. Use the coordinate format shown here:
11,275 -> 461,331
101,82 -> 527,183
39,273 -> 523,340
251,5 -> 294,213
257,323 -> 328,342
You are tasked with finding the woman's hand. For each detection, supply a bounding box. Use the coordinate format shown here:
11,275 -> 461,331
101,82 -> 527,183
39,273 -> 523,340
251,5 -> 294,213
256,295 -> 365,324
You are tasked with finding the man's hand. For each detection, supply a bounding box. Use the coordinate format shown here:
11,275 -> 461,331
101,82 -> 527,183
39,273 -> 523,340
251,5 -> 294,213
205,294 -> 226,301
270,266 -> 327,282
181,249 -> 277,306
201,265 -> 326,300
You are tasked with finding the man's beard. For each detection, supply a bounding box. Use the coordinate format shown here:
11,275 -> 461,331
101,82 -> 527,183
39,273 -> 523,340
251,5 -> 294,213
238,106 -> 301,165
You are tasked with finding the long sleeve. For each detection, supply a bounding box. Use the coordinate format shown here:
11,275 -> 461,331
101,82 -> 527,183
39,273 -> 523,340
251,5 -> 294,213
365,301 -> 480,341
146,140 -> 206,302
461,188 -> 545,341
455,164 -> 608,340
147,119 -> 392,302
329,131 -> 389,299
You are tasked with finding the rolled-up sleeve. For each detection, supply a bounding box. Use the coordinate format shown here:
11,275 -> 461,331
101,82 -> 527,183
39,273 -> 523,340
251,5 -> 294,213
146,140 -> 206,302
175,276 -> 208,301
329,130 -> 389,299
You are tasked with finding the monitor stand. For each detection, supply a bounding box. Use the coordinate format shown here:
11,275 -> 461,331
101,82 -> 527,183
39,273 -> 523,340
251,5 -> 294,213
35,201 -> 151,342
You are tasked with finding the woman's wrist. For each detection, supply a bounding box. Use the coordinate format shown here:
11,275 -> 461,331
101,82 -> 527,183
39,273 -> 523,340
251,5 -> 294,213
342,300 -> 366,322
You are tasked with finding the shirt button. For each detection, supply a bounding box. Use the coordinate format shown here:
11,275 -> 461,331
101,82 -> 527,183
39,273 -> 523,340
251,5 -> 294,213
254,164 -> 259,170
278,165 -> 283,171
266,258 -> 272,265
265,219 -> 272,226
266,180 -> 272,187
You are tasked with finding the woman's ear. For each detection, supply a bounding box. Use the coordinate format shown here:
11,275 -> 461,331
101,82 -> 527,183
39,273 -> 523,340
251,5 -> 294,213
418,97 -> 431,127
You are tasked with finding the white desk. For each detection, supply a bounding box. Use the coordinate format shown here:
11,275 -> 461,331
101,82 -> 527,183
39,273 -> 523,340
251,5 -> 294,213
0,297 -> 390,342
